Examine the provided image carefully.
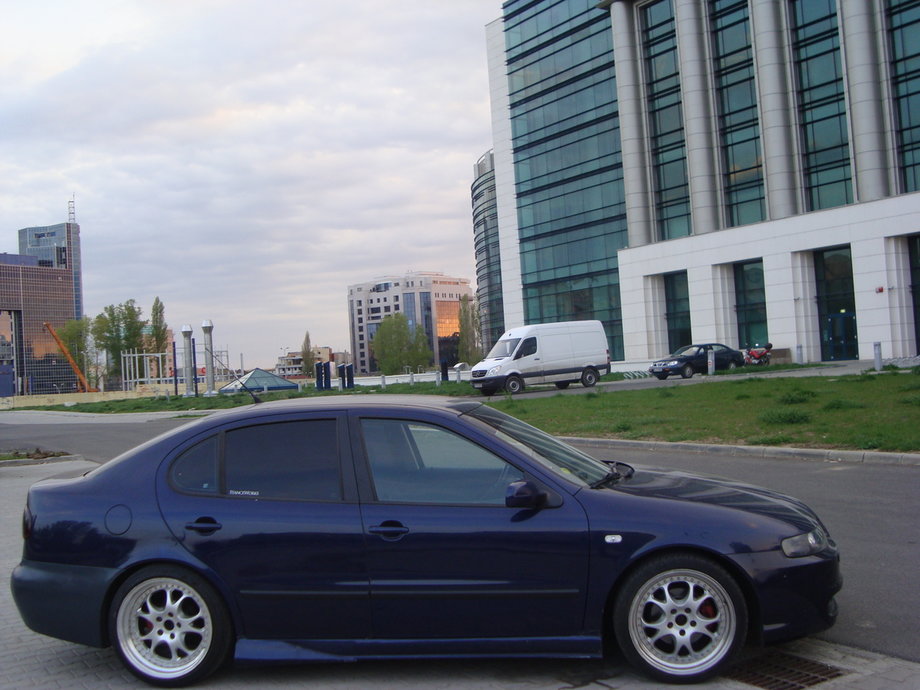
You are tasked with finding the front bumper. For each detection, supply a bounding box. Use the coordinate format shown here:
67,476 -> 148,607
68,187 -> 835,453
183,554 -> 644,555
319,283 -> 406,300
470,374 -> 506,391
11,559 -> 115,648
729,548 -> 842,644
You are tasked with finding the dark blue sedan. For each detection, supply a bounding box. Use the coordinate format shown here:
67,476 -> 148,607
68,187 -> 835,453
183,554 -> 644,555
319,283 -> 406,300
649,343 -> 746,380
11,396 -> 840,686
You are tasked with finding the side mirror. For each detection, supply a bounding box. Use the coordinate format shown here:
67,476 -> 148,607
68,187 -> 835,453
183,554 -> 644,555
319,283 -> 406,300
505,480 -> 547,509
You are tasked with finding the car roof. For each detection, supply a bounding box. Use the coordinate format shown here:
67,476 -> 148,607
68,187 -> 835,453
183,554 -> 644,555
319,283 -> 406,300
200,394 -> 484,424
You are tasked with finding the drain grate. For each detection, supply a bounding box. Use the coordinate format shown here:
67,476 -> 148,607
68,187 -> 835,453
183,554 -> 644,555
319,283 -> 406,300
726,650 -> 847,690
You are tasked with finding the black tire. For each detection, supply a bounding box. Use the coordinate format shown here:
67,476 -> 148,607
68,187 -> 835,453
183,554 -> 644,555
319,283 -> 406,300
109,565 -> 232,687
480,387 -> 497,396
580,367 -> 599,388
728,361 -> 737,371
554,381 -> 570,389
680,364 -> 694,379
504,375 -> 524,394
613,553 -> 747,684
654,374 -> 668,381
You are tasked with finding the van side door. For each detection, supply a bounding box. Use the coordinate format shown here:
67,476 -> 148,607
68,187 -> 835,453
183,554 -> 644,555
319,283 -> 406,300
513,336 -> 542,382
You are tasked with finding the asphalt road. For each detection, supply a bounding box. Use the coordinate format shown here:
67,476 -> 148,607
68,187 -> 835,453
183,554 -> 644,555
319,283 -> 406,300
2,402 -> 918,668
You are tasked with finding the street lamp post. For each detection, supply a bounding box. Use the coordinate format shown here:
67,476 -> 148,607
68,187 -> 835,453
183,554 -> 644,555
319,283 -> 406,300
202,320 -> 216,396
180,325 -> 194,397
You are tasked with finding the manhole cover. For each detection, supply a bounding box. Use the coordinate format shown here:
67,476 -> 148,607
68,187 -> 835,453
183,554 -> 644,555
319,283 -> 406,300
727,650 -> 847,690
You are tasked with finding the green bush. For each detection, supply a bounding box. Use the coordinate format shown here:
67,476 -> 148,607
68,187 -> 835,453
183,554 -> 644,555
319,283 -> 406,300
822,399 -> 865,411
778,389 -> 817,404
759,408 -> 812,425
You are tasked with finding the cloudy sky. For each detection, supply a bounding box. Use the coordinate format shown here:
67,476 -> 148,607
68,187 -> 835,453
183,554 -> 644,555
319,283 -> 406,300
1,1 -> 502,369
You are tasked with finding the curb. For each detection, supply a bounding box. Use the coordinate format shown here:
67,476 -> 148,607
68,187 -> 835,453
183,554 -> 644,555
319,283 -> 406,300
561,437 -> 920,466
0,454 -> 94,468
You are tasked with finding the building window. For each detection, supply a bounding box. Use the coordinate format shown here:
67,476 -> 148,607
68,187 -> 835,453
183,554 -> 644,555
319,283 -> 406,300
641,0 -> 692,240
663,271 -> 691,352
734,260 -> 767,348
709,0 -> 764,226
814,246 -> 858,360
886,0 -> 920,193
790,0 -> 852,210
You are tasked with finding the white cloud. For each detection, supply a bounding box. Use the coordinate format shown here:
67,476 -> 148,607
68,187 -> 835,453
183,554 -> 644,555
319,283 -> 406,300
1,0 -> 500,367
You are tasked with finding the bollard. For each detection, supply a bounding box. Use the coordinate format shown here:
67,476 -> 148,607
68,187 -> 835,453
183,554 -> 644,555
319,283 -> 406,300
381,375 -> 386,389
874,342 -> 882,371
707,349 -> 716,376
796,344 -> 804,365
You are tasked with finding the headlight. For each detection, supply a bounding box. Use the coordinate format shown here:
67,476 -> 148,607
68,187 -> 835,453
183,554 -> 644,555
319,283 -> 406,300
667,360 -> 679,366
487,365 -> 502,377
782,529 -> 828,557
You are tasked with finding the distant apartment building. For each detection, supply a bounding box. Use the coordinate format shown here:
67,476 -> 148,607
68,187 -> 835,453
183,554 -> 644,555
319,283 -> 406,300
1,221 -> 84,395
348,272 -> 473,374
275,346 -> 336,378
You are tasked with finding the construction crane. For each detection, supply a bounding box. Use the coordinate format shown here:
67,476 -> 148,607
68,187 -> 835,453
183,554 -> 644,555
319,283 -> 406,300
42,322 -> 98,393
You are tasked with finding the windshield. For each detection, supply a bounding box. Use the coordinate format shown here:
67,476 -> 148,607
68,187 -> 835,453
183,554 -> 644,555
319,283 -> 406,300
672,345 -> 700,356
486,338 -> 520,359
464,405 -> 610,487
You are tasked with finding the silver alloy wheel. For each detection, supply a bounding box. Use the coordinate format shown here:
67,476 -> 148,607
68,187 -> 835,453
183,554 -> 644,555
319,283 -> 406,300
626,568 -> 736,677
115,576 -> 214,682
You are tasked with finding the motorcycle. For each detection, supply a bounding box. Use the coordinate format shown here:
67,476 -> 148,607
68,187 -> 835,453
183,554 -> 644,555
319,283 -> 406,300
744,342 -> 772,365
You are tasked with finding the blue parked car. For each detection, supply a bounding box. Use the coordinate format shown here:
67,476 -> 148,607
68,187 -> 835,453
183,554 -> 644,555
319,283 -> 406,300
649,343 -> 746,380
12,396 -> 840,686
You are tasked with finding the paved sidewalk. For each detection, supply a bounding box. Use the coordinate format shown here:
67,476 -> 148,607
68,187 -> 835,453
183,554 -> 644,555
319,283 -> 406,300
3,459 -> 920,689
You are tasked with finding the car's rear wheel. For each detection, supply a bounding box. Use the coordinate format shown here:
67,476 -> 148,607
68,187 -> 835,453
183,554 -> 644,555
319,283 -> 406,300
110,566 -> 232,687
580,367 -> 599,387
613,554 -> 747,683
680,364 -> 694,379
728,361 -> 738,370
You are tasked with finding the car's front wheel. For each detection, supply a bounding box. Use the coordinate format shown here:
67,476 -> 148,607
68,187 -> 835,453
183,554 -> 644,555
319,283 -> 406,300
654,373 -> 668,381
613,553 -> 747,683
109,566 -> 232,687
504,375 -> 524,394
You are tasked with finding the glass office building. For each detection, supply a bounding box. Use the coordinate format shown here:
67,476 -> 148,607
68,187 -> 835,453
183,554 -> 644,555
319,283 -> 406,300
487,0 -> 920,362
1,222 -> 83,395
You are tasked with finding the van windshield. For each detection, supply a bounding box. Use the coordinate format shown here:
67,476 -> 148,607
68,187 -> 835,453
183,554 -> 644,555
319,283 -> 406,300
486,338 -> 520,359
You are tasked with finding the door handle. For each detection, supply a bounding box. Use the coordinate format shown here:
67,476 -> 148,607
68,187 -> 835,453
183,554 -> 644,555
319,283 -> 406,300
185,517 -> 222,535
368,521 -> 410,541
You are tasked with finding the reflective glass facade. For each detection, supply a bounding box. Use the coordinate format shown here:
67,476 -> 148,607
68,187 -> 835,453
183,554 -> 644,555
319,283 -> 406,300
641,0 -> 691,239
887,0 -> 920,193
472,151 -> 505,347
815,246 -> 858,360
790,0 -> 852,211
733,260 -> 767,348
1,222 -> 83,395
504,0 -> 626,359
663,271 -> 690,352
709,0 -> 764,227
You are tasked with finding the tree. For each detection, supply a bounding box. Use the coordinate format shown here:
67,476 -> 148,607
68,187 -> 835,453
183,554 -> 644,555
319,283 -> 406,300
56,317 -> 98,387
300,330 -> 313,376
408,323 -> 433,371
148,297 -> 168,353
92,300 -> 147,381
370,313 -> 411,375
457,295 -> 481,364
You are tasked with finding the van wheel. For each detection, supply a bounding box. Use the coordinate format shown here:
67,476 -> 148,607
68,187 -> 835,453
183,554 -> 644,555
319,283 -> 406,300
479,387 -> 497,396
554,382 -> 570,389
580,367 -> 599,387
504,375 -> 524,394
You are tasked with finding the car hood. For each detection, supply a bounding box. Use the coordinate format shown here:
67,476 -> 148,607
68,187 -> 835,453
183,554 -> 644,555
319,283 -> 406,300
611,466 -> 821,532
472,357 -> 505,370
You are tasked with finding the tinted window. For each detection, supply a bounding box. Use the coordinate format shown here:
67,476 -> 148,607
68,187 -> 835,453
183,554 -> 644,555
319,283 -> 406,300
224,420 -> 341,501
361,419 -> 522,505
517,337 -> 538,358
172,436 -> 219,494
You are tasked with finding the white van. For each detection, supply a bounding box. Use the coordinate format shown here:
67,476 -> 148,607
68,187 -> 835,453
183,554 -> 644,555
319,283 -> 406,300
470,321 -> 610,395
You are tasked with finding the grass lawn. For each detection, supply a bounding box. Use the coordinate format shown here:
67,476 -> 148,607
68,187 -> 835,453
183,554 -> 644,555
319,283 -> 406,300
489,369 -> 920,453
